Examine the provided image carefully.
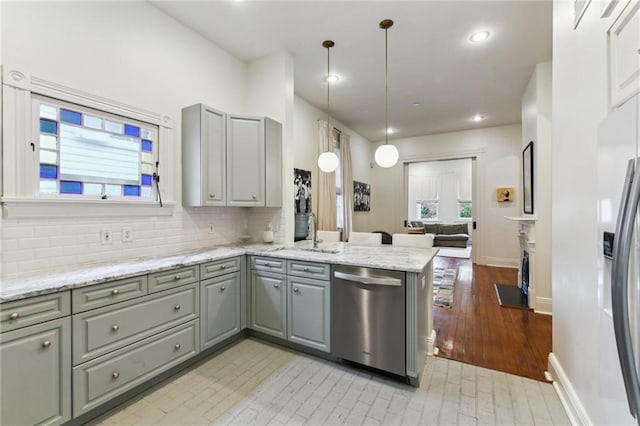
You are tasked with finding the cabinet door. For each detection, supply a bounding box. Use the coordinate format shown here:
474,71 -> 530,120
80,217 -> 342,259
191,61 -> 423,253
287,276 -> 330,352
182,104 -> 226,207
201,272 -> 241,350
1,317 -> 71,426
227,115 -> 265,206
250,270 -> 286,338
202,106 -> 226,205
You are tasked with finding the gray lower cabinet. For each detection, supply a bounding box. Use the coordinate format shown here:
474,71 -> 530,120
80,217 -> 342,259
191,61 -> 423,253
287,276 -> 330,352
73,320 -> 199,416
249,257 -> 331,352
72,284 -> 199,365
250,270 -> 286,339
201,271 -> 241,349
0,317 -> 71,425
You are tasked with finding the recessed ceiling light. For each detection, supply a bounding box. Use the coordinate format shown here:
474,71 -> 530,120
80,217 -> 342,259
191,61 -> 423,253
323,74 -> 340,83
386,127 -> 396,134
471,114 -> 486,122
469,31 -> 490,43
412,102 -> 421,107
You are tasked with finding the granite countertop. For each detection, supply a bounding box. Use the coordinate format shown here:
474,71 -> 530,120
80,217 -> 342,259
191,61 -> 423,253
0,242 -> 438,303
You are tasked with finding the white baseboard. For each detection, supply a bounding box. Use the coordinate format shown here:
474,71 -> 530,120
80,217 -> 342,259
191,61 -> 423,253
484,256 -> 519,268
535,297 -> 552,315
547,352 -> 592,425
426,329 -> 437,356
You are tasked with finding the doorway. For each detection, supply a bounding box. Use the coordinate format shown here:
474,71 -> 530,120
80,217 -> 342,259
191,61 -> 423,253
405,158 -> 476,262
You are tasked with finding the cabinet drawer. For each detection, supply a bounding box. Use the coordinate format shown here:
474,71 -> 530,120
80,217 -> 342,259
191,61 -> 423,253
200,257 -> 241,280
287,260 -> 330,281
251,256 -> 285,273
148,265 -> 199,293
0,292 -> 70,333
73,284 -> 198,365
73,320 -> 199,416
72,275 -> 148,313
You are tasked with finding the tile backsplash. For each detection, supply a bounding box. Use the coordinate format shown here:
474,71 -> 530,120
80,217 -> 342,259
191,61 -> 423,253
1,206 -> 285,278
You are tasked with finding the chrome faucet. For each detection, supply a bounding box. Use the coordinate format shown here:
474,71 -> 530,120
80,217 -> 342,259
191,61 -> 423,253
309,212 -> 321,248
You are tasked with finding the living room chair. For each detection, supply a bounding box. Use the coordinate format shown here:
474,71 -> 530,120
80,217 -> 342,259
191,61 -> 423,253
392,233 -> 434,249
348,232 -> 382,246
316,230 -> 340,243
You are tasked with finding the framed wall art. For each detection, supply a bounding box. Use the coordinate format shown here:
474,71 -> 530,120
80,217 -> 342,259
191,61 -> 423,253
523,141 -> 534,215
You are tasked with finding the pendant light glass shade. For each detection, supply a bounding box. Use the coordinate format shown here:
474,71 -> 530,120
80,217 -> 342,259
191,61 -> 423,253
374,19 -> 399,169
318,40 -> 338,173
318,151 -> 339,172
374,144 -> 399,168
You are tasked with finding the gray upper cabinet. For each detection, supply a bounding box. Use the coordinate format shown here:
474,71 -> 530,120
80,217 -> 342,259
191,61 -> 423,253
200,272 -> 241,350
182,104 -> 227,207
1,317 -> 71,426
287,276 -> 331,353
250,270 -> 287,339
227,114 -> 282,207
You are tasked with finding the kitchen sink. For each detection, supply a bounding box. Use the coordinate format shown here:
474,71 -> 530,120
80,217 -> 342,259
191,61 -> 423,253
294,245 -> 340,254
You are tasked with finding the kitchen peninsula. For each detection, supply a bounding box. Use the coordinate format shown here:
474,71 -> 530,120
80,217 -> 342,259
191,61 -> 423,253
0,242 -> 437,425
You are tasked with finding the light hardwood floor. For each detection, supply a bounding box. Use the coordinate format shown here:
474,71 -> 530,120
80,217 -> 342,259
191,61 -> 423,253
91,338 -> 569,425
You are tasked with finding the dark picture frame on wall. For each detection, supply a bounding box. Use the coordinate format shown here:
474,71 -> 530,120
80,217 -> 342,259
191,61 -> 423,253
523,141 -> 534,214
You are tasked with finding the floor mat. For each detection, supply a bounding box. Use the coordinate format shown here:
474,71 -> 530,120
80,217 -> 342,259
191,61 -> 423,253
433,267 -> 457,308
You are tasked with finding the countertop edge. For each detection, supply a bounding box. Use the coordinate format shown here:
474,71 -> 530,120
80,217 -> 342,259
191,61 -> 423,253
1,244 -> 437,303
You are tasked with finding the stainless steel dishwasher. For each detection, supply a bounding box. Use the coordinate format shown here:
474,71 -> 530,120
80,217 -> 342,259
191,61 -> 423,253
332,265 -> 405,376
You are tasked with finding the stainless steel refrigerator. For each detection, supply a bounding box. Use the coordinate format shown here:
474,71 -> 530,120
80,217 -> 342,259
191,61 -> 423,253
598,94 -> 640,424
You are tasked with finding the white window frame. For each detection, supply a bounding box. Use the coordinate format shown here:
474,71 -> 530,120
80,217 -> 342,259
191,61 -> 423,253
333,128 -> 344,231
1,67 -> 175,218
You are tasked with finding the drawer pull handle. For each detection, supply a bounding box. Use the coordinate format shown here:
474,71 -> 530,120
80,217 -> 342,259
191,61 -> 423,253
220,265 -> 226,269
265,263 -> 272,267
42,340 -> 51,348
174,275 -> 181,280
175,344 -> 181,350
303,267 -> 310,272
274,283 -> 280,289
220,286 -> 226,292
174,304 -> 181,311
9,312 -> 19,320
111,289 -> 120,295
112,325 -> 119,332
252,194 -> 257,199
112,372 -> 120,380
209,193 -> 215,198
293,287 -> 300,293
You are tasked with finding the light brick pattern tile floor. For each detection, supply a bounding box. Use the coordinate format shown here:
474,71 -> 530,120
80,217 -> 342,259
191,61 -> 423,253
90,338 -> 570,426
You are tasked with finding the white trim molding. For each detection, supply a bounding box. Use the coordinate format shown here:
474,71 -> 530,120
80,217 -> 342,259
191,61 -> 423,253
548,352 -> 592,425
535,297 -> 552,315
1,67 -> 176,218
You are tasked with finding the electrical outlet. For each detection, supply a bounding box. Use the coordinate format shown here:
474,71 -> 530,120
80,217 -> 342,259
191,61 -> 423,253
122,228 -> 133,243
101,230 -> 113,245
208,224 -> 215,234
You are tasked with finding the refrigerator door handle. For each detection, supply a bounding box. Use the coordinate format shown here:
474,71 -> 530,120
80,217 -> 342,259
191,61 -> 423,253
612,158 -> 640,420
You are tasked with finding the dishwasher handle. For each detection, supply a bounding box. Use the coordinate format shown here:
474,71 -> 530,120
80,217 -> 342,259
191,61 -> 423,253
334,271 -> 402,287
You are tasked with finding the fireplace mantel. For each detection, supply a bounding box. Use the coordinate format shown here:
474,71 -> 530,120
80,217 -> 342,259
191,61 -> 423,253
504,217 -> 537,310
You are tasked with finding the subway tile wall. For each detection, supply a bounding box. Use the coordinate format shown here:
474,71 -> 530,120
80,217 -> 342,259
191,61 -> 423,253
1,206 -> 287,278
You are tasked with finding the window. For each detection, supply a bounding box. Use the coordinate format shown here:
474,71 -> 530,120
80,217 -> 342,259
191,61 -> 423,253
458,201 -> 472,219
416,200 -> 438,219
33,95 -> 158,200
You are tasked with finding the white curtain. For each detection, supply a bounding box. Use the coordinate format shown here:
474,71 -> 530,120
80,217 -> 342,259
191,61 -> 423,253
415,175 -> 439,200
317,120 -> 337,231
458,174 -> 472,201
341,133 -> 353,241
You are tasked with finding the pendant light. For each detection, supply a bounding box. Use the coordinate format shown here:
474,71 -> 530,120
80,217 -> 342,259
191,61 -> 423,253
374,19 -> 400,169
317,40 -> 339,173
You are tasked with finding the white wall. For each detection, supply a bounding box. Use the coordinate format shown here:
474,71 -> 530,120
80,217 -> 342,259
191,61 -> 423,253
371,124 -> 522,267
0,2 -> 257,277
244,50 -> 295,245
522,62 -> 553,314
550,0 -> 633,424
292,95 -> 373,233
407,159 -> 472,224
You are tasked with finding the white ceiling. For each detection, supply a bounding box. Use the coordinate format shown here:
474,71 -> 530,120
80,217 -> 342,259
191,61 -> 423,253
152,1 -> 552,142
